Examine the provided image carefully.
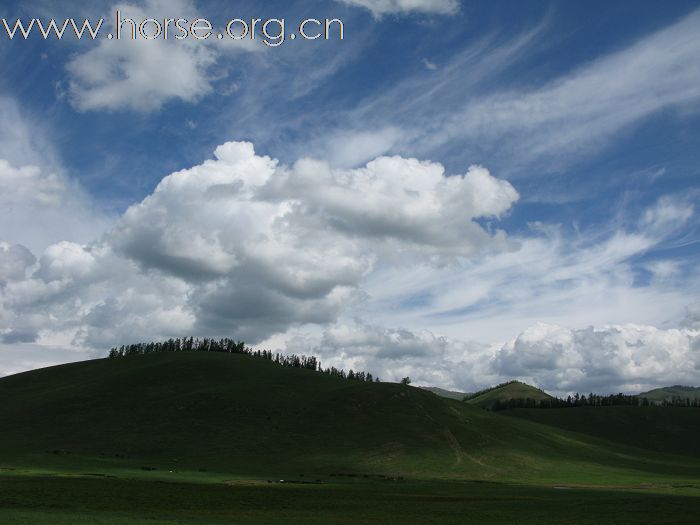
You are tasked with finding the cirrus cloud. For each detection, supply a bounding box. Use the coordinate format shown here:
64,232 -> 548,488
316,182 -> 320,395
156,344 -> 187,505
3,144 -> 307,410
0,157 -> 113,256
336,0 -> 460,17
338,0 -> 459,18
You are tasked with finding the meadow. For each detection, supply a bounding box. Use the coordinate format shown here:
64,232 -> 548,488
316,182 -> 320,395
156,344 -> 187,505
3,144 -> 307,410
1,352 -> 699,523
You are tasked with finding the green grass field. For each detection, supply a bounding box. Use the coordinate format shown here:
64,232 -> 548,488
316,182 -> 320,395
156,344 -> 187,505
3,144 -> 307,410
1,352 -> 699,523
2,476 -> 700,525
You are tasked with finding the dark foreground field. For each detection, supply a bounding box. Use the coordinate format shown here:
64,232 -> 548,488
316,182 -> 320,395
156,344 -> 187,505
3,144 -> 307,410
2,475 -> 700,525
1,352 -> 699,523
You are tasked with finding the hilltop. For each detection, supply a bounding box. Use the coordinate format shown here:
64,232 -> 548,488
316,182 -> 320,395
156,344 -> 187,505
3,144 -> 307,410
463,380 -> 553,409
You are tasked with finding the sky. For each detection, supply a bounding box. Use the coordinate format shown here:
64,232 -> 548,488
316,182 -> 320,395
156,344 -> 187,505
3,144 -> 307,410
1,0 -> 699,395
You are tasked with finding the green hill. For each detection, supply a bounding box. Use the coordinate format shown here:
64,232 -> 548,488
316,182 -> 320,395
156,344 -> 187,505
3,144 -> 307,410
639,385 -> 700,402
463,381 -> 553,409
0,353 -> 699,487
419,386 -> 468,400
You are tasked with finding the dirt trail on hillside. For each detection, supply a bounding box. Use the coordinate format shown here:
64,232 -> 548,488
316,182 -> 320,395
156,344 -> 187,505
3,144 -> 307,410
444,428 -> 464,466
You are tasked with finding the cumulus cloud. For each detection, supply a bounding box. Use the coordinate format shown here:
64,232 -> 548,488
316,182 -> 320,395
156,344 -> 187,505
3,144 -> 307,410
3,140 -> 695,388
108,142 -> 516,340
1,141 -> 697,394
337,0 -> 460,17
66,0 -> 259,112
0,161 -> 65,207
284,320 -> 494,389
285,320 -> 700,396
111,142 -> 517,279
1,241 -> 196,348
495,323 -> 700,395
0,243 -> 36,285
0,94 -> 115,346
0,141 -> 517,358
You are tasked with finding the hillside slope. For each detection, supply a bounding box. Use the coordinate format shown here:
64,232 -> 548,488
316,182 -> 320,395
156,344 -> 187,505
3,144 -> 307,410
1,353 -> 699,485
506,406 -> 700,457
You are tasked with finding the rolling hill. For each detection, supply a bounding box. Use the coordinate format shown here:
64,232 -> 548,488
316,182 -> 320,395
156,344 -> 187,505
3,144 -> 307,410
1,352 -> 699,487
463,380 -> 554,409
639,385 -> 700,402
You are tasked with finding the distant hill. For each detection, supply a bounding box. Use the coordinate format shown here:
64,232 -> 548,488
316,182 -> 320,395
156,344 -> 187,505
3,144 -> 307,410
464,381 -> 553,409
420,386 -> 468,400
1,353 -> 699,485
639,385 -> 700,402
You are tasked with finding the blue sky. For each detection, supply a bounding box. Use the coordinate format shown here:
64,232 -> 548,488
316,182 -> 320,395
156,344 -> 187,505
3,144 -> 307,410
0,0 -> 699,394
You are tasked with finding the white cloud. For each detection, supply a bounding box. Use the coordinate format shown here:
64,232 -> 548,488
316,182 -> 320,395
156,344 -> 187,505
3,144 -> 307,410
37,242 -> 99,282
496,323 -> 700,395
360,193 -> 698,348
422,58 -> 438,71
283,320 -> 495,389
337,0 -> 460,17
66,0 -> 259,112
0,141 -> 517,356
0,161 -> 65,207
282,319 -> 700,396
645,260 -> 681,282
322,127 -> 402,168
1,142 -> 698,393
67,36 -> 216,112
111,143 -> 517,280
0,241 -> 196,349
641,195 -> 694,235
0,243 -> 35,285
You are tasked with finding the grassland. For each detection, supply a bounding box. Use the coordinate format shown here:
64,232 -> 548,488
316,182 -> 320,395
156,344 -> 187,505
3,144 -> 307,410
1,352 -> 699,523
505,405 -> 700,457
3,475 -> 700,525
